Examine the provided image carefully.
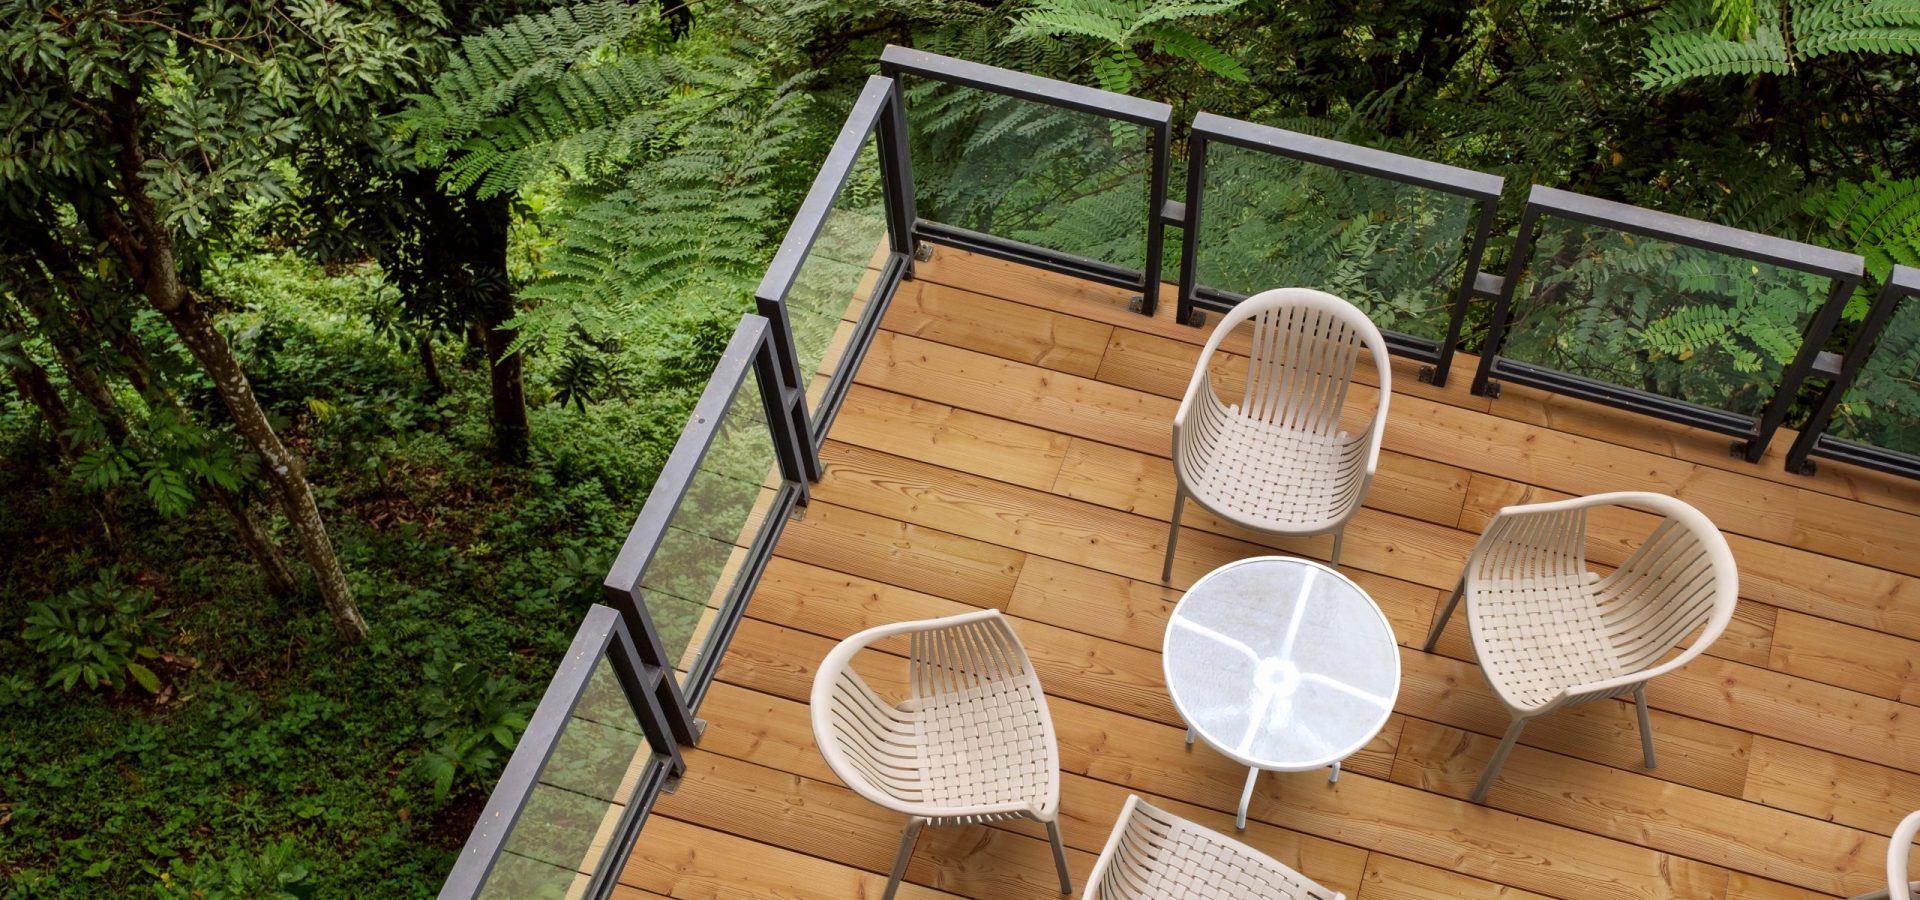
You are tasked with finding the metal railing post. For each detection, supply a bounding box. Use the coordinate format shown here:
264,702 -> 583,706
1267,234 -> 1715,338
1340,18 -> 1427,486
1429,201 -> 1500,387
1141,119 -> 1171,315
1747,272 -> 1859,461
877,74 -> 918,278
1785,265 -> 1920,475
1176,129 -> 1208,328
1472,204 -> 1543,398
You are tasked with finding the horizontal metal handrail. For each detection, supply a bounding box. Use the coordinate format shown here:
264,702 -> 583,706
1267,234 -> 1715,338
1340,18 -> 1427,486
1191,112 -> 1502,200
879,45 -> 1171,126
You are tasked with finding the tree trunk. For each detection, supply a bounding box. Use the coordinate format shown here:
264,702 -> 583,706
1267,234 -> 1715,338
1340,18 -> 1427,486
212,486 -> 300,595
102,86 -> 367,641
417,331 -> 447,396
468,194 -> 528,465
13,213 -> 300,595
7,352 -> 75,460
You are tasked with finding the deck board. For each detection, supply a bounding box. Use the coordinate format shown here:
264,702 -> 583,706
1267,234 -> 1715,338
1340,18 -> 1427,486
620,247 -> 1920,899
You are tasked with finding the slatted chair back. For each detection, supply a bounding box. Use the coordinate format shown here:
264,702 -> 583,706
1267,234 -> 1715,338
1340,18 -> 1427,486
1085,795 -> 1344,900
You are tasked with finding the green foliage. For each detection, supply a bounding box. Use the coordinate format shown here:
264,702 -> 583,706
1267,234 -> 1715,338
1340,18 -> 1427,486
1807,172 -> 1920,285
402,1 -> 674,197
1007,0 -> 1251,93
1641,0 -> 1920,88
21,568 -> 169,693
409,658 -> 534,801
149,839 -> 314,900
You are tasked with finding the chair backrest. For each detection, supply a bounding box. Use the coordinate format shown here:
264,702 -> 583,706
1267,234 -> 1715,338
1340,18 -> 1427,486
1469,491 -> 1738,687
1086,795 -> 1343,900
1208,288 -> 1390,438
810,609 -> 1048,816
1893,810 -> 1920,899
1590,493 -> 1738,674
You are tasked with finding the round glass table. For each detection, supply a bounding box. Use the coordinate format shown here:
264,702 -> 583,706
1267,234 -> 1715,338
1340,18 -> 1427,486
1163,556 -> 1401,830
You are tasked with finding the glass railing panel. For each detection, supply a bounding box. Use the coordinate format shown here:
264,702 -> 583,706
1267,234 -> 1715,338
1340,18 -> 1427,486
635,365 -> 781,682
1499,216 -> 1834,418
1194,143 -> 1481,345
473,641 -> 651,899
905,79 -> 1151,270
783,139 -> 891,405
1827,291 -> 1920,456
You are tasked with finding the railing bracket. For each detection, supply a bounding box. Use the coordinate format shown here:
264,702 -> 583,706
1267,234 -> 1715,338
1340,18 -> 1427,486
1482,380 -> 1502,399
1127,295 -> 1146,313
1183,309 -> 1206,328
913,242 -> 933,262
788,504 -> 807,522
1417,365 -> 1435,384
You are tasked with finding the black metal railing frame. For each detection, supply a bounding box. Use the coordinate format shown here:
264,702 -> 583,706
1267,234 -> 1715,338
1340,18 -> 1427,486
437,604 -> 680,900
439,314 -> 815,900
1786,264 -> 1920,477
755,74 -> 916,454
447,44 -> 1920,900
1470,185 -> 1866,461
1175,112 -> 1505,387
878,45 -> 1174,314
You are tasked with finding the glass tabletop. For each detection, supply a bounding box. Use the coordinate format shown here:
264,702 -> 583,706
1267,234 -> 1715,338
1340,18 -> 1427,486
1163,556 -> 1400,770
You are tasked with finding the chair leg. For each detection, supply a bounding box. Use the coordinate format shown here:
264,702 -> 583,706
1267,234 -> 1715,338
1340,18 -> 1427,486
1635,684 -> 1657,769
1423,575 -> 1465,652
1471,719 -> 1526,804
1330,529 -> 1344,568
1162,486 -> 1186,583
1046,819 -> 1072,895
884,817 -> 926,900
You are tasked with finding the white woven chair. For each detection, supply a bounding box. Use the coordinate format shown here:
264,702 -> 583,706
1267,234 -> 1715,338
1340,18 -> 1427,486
1422,491 -> 1738,804
1847,810 -> 1920,899
810,608 -> 1070,899
1084,795 -> 1344,899
1163,288 -> 1390,582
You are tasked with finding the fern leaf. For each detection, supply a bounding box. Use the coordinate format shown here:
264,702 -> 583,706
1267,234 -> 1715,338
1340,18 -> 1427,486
1638,0 -> 1791,88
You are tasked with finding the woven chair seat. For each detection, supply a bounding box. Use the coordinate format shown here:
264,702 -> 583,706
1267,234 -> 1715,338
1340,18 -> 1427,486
1181,399 -> 1364,533
1085,795 -> 1343,900
1470,571 -> 1624,710
910,675 -> 1055,820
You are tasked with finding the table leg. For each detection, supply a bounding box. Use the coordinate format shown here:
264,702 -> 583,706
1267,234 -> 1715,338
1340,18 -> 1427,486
1328,760 -> 1341,784
1185,726 -> 1196,746
1237,767 -> 1259,831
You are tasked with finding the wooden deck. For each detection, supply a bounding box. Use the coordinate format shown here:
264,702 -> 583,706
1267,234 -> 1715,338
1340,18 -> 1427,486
615,247 -> 1920,899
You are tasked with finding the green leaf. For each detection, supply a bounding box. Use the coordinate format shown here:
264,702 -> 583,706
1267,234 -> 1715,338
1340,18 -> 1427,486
126,662 -> 161,694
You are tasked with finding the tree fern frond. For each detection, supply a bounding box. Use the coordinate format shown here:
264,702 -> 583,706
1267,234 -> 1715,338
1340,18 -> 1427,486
1639,0 -> 1791,89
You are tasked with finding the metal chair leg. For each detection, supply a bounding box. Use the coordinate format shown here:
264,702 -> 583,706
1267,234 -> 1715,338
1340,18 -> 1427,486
1423,575 -> 1465,652
884,817 -> 925,900
1046,819 -> 1072,894
1330,529 -> 1344,567
1162,486 -> 1186,583
1635,684 -> 1657,769
1471,719 -> 1526,804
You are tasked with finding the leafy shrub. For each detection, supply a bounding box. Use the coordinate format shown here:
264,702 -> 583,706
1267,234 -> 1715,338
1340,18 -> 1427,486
149,839 -> 314,900
21,569 -> 169,693
409,658 -> 535,801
